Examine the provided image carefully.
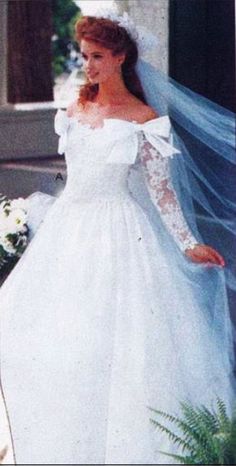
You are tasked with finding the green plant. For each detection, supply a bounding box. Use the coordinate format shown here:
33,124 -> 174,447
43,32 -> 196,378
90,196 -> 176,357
51,0 -> 81,78
0,194 -> 29,284
149,398 -> 236,464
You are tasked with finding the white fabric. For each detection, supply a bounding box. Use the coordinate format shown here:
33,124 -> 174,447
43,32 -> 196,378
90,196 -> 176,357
136,58 -> 236,295
0,110 -> 234,464
55,109 -> 197,251
26,191 -> 57,240
138,132 -> 197,251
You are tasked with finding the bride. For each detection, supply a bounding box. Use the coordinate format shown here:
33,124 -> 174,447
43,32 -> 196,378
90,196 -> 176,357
0,9 -> 235,465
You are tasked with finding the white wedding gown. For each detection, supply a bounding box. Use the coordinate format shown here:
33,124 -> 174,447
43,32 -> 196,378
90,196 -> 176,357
0,109 -> 235,464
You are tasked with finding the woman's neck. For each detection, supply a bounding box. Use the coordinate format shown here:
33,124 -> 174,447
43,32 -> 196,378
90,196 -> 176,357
94,73 -> 130,106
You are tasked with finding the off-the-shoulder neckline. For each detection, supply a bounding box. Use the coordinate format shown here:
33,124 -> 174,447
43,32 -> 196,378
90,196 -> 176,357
56,108 -> 168,130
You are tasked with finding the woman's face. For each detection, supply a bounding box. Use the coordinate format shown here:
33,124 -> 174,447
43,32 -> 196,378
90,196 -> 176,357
80,39 -> 125,84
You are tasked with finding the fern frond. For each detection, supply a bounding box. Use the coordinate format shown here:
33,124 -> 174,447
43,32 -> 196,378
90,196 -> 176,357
150,418 -> 194,453
216,398 -> 231,431
151,398 -> 236,464
201,405 -> 220,431
148,406 -> 182,424
157,450 -> 196,464
149,405 -> 213,446
180,402 -> 217,436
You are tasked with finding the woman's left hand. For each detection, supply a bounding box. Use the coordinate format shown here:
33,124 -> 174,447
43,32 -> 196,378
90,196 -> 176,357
184,244 -> 225,267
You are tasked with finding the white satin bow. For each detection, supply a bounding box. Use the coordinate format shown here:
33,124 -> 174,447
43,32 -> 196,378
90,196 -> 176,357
54,109 -> 70,155
134,116 -> 181,159
54,109 -> 181,161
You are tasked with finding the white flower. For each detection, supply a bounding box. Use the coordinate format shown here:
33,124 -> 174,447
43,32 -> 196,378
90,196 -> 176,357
4,209 -> 27,234
0,208 -> 8,220
10,197 -> 29,212
92,8 -> 158,56
0,209 -> 9,234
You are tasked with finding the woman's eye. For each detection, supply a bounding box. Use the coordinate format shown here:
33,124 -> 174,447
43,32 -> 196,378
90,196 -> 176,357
81,54 -> 102,60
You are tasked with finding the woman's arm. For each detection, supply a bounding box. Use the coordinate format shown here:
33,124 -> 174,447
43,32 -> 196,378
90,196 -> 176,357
139,132 -> 225,267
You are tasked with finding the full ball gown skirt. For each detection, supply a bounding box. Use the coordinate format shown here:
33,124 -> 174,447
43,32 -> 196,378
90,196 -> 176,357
0,111 -> 234,464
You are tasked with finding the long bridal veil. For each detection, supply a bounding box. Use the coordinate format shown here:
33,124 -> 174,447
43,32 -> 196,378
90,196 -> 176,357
128,59 -> 236,376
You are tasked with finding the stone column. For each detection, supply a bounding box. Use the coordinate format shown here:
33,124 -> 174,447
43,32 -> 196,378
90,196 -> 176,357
7,0 -> 54,104
115,0 -> 130,14
114,0 -> 169,73
0,0 -> 8,107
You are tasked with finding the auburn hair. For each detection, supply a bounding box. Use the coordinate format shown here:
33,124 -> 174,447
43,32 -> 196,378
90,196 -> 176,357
74,15 -> 147,106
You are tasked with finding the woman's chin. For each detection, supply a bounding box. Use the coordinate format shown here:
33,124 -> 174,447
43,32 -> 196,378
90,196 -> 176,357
87,74 -> 100,83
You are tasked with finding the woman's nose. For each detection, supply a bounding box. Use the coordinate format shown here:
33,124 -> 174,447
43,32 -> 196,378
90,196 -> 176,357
85,64 -> 93,74
85,57 -> 94,68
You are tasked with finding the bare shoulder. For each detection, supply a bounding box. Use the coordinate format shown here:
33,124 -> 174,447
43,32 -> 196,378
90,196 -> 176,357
141,104 -> 159,122
129,99 -> 159,123
66,100 -> 81,117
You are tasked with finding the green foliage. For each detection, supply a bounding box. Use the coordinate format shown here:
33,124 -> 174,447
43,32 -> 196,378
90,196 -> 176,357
51,0 -> 81,78
150,398 -> 236,464
0,255 -> 19,284
0,193 -> 29,284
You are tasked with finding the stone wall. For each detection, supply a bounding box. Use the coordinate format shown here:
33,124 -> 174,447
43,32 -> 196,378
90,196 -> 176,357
0,1 -> 58,160
114,0 -> 169,72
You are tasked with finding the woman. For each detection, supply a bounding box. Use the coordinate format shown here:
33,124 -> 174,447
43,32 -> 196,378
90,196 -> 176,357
0,11 -> 235,465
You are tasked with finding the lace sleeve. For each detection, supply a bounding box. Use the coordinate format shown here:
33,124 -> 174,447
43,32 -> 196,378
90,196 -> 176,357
139,131 -> 198,252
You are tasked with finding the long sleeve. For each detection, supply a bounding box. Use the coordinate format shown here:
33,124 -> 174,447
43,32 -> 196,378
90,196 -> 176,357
138,130 -> 198,252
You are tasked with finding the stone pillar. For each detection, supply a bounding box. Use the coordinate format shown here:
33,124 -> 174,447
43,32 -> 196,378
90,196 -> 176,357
114,0 -> 169,73
0,0 -> 8,107
7,0 -> 54,104
115,0 -> 130,14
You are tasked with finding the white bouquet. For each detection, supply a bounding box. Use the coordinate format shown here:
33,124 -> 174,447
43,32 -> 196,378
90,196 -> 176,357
0,194 -> 29,273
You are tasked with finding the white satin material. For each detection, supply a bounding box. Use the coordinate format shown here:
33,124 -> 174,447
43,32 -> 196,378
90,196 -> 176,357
54,109 -> 180,161
0,110 -> 234,465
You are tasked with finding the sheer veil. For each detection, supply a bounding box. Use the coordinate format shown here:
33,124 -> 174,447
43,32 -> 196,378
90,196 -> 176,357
129,58 -> 236,350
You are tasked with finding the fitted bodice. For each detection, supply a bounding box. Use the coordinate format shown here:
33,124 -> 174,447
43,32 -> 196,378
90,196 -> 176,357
54,109 -> 177,204
63,163 -> 131,203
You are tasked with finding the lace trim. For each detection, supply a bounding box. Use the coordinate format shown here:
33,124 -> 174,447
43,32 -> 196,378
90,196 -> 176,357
139,132 -> 198,251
